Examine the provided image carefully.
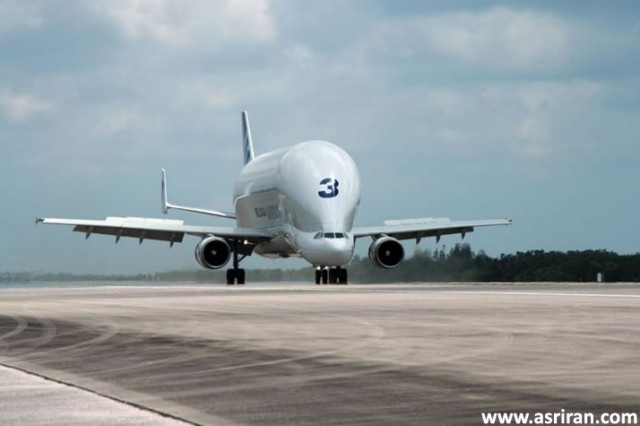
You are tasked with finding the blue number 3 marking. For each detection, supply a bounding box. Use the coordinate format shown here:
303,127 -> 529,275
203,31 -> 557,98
318,178 -> 339,198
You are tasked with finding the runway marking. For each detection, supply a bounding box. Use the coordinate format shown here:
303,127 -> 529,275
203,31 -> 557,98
444,291 -> 640,299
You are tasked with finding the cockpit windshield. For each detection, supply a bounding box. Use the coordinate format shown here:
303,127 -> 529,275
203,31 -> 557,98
313,232 -> 348,239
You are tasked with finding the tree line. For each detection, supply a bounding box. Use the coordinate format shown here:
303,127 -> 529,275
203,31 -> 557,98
347,245 -> 640,283
3,245 -> 639,283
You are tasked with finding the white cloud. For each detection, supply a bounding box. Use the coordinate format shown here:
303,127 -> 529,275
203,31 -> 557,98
517,117 -> 551,159
371,80 -> 603,165
282,43 -> 317,70
0,0 -> 44,33
437,127 -> 474,149
424,8 -> 572,70
0,91 -> 52,122
480,81 -> 602,159
96,107 -> 161,136
365,7 -> 574,73
98,0 -> 276,45
176,78 -> 287,111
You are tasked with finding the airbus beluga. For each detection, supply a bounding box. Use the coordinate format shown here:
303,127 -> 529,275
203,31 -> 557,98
38,111 -> 511,285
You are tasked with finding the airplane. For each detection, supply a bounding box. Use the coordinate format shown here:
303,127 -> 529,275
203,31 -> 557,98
37,111 -> 511,285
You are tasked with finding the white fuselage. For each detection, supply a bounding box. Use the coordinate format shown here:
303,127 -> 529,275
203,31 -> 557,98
233,141 -> 361,266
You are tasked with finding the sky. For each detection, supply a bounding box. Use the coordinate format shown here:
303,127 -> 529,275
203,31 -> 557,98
1,0 -> 639,274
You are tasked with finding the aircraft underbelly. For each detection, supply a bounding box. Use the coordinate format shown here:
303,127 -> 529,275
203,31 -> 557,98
254,237 -> 299,258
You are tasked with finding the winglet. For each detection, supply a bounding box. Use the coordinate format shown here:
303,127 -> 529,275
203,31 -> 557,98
159,168 -> 236,219
241,110 -> 255,165
161,168 -> 170,214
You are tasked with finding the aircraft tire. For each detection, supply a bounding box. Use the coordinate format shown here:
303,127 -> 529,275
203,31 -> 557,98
237,269 -> 245,285
226,269 -> 235,285
338,268 -> 348,284
328,269 -> 338,284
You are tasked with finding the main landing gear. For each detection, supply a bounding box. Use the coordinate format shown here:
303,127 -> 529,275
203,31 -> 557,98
226,242 -> 246,285
315,267 -> 348,285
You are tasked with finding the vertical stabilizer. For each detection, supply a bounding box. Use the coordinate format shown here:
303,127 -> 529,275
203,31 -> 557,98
241,110 -> 255,165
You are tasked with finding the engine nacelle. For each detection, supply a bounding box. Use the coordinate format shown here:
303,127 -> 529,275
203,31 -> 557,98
195,235 -> 231,269
368,236 -> 404,269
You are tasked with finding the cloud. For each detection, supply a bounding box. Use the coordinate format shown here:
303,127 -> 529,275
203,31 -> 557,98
0,90 -> 53,122
176,78 -> 288,111
517,117 -> 551,159
477,81 -> 601,157
423,8 -> 571,70
0,0 -> 44,33
96,107 -> 161,136
282,43 -> 317,70
97,0 -> 276,46
358,7 -> 575,77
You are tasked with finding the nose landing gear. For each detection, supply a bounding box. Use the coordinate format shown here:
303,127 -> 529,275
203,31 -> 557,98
315,267 -> 348,285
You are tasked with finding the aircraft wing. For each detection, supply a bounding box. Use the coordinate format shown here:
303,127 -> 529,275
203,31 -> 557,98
36,216 -> 272,248
352,217 -> 512,242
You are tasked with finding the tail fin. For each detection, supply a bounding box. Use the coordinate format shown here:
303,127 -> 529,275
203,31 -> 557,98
241,110 -> 255,165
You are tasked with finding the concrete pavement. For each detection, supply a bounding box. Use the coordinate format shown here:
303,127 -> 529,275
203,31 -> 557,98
0,282 -> 638,424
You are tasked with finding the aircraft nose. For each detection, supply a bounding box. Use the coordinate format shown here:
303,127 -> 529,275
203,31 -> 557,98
301,236 -> 354,266
324,243 -> 353,265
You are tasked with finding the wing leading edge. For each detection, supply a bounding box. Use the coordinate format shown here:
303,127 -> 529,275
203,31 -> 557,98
36,216 -> 272,247
352,217 -> 512,243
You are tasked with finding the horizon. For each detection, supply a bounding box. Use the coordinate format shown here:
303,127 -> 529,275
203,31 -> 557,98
3,245 -> 638,277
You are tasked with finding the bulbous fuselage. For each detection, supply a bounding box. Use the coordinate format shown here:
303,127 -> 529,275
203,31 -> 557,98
233,141 -> 361,266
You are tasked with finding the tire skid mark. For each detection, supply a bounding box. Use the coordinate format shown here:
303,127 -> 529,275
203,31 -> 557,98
35,320 -> 121,357
108,312 -> 387,384
0,315 -> 28,342
0,314 -> 394,397
69,304 -> 388,383
0,317 -> 57,357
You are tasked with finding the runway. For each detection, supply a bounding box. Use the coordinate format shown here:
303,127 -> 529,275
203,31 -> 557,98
0,282 -> 638,425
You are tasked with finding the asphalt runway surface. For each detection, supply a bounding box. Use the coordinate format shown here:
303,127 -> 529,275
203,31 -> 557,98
0,282 -> 638,425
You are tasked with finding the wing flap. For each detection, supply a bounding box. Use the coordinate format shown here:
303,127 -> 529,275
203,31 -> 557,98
37,216 -> 272,245
353,218 -> 512,241
72,224 -> 185,244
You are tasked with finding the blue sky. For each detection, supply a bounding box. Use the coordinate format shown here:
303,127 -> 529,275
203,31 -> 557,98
1,1 -> 639,274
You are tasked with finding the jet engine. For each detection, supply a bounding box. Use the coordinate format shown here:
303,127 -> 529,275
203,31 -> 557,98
195,235 -> 231,269
368,236 -> 404,269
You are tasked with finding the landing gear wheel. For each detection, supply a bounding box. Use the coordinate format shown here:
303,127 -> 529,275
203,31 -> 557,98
315,268 -> 349,285
226,269 -> 236,285
336,268 -> 348,285
226,268 -> 245,285
237,269 -> 245,285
